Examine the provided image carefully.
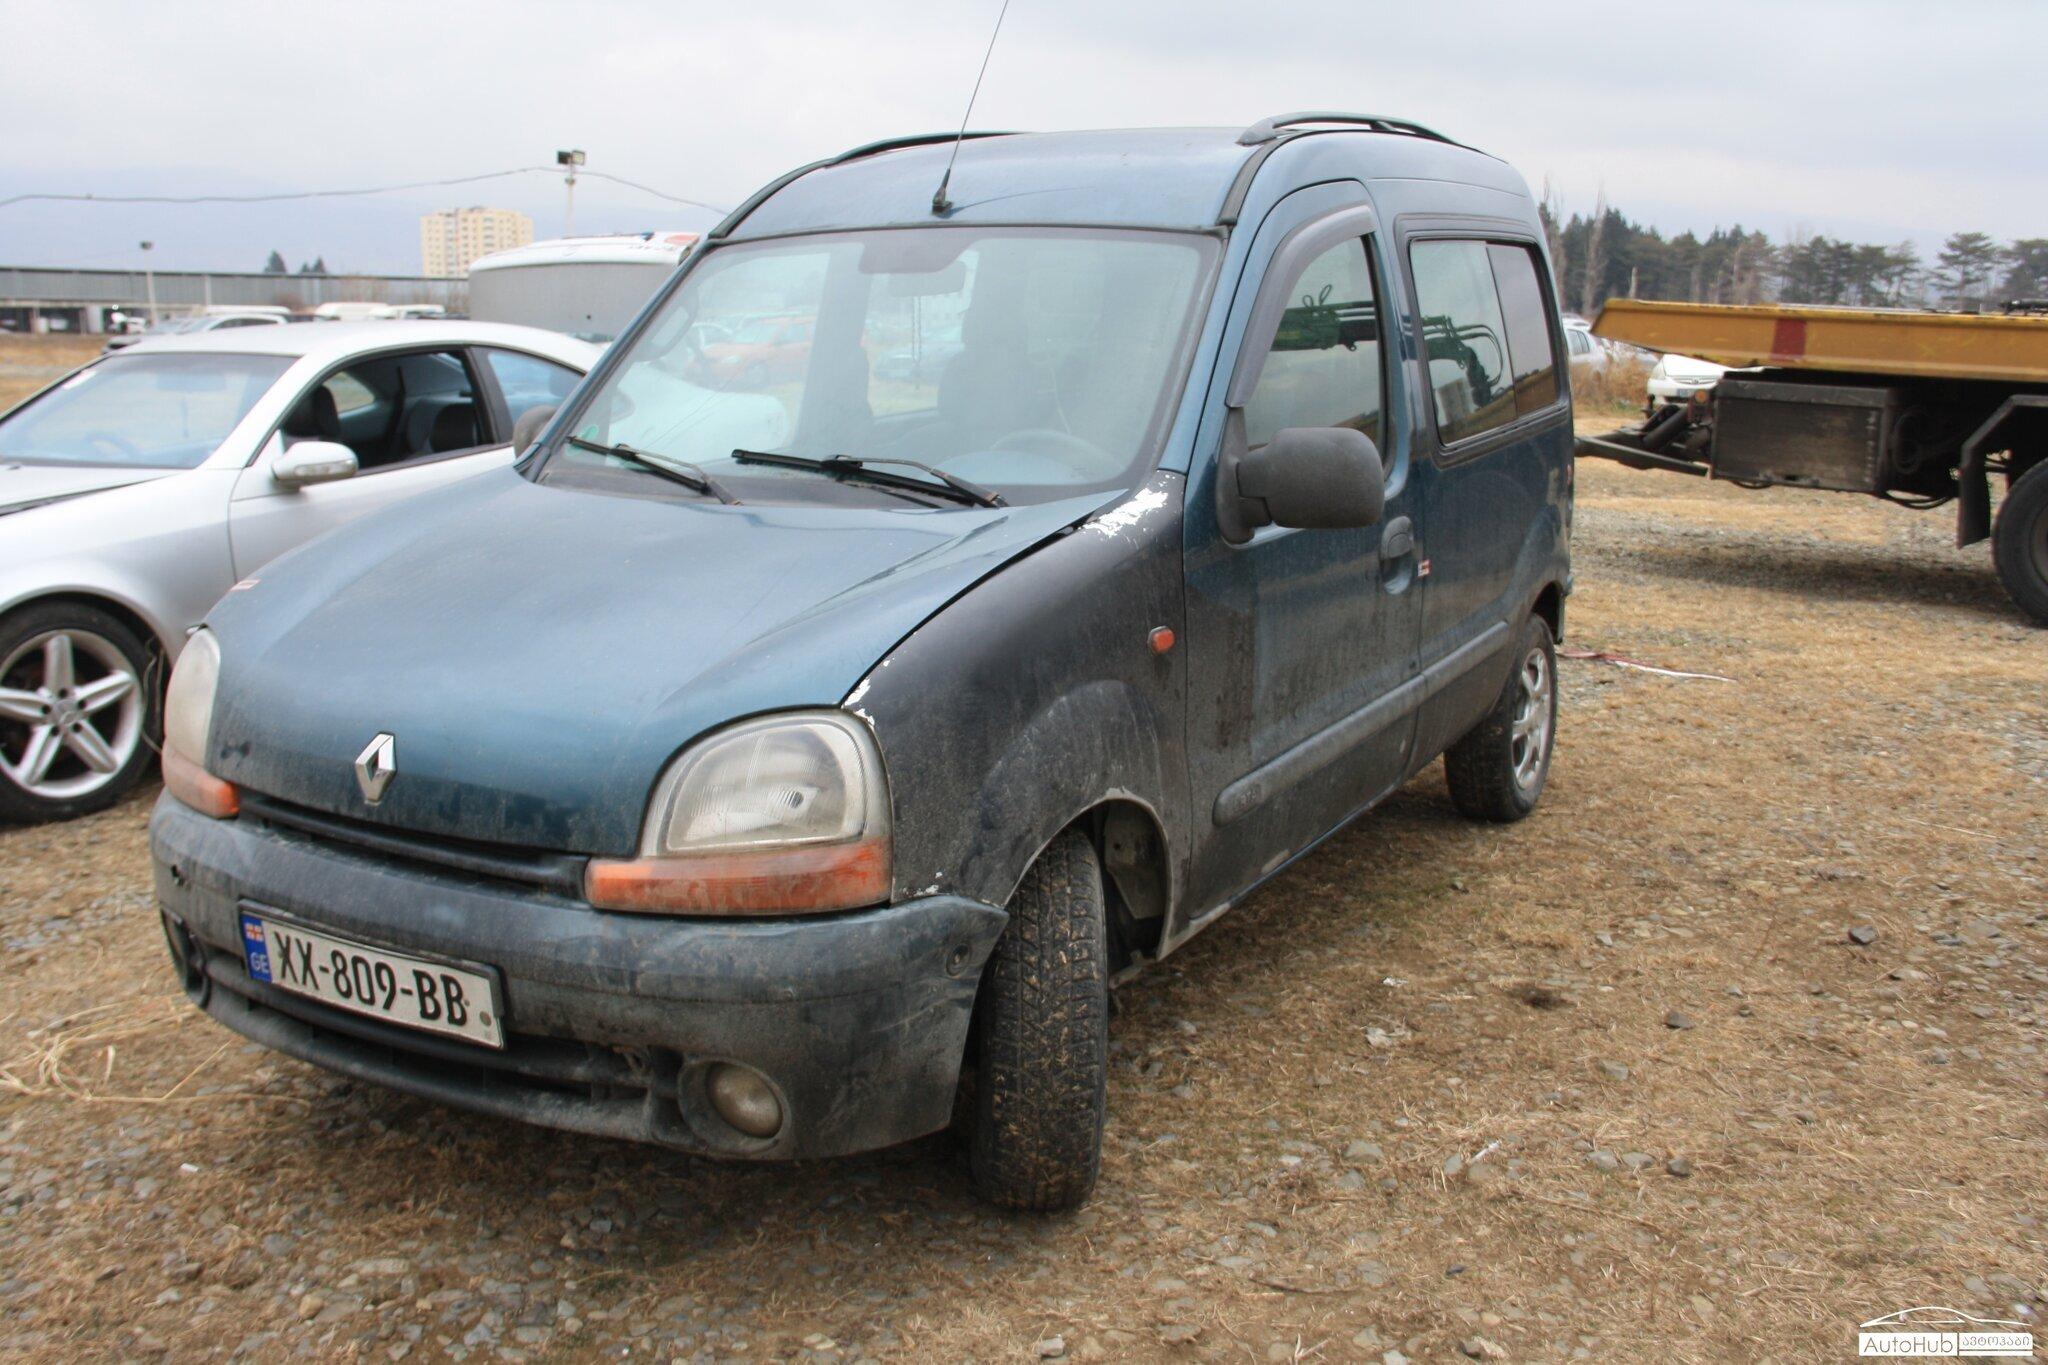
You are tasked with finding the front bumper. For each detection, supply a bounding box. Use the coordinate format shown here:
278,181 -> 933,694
1648,377 -> 1718,401
150,794 -> 1006,1159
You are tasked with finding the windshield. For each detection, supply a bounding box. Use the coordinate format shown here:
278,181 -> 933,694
0,352 -> 291,469
538,226 -> 1216,506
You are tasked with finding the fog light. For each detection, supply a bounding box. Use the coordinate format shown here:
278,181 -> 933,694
705,1063 -> 783,1139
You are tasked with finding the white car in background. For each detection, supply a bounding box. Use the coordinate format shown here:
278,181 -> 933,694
104,306 -> 292,352
1563,317 -> 1608,371
1647,351 -> 1730,404
0,321 -> 597,822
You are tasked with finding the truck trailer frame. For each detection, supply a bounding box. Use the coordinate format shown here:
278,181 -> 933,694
1577,299 -> 2048,624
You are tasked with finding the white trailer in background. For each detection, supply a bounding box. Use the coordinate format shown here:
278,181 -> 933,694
466,232 -> 698,342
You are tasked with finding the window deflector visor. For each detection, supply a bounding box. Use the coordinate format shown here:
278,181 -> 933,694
1226,203 -> 1379,410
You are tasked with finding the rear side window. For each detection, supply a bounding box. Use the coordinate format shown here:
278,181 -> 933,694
1242,237 -> 1383,450
1410,238 -> 1560,445
1488,244 -> 1561,415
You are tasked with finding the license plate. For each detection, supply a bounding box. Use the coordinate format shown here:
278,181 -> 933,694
239,910 -> 504,1049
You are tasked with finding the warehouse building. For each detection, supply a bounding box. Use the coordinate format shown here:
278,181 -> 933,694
0,266 -> 467,334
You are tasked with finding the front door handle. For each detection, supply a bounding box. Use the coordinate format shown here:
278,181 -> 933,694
1380,516 -> 1414,560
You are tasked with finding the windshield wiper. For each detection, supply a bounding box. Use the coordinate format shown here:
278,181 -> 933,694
567,435 -> 739,504
730,449 -> 1004,508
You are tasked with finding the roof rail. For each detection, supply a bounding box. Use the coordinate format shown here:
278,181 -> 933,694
831,130 -> 1016,166
1237,111 -> 1462,148
708,130 -> 1019,241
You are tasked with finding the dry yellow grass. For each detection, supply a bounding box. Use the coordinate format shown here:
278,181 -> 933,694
0,334 -> 101,411
0,450 -> 2041,1361
1572,354 -> 1656,415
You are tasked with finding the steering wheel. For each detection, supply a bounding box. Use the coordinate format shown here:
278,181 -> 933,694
83,432 -> 142,460
989,428 -> 1115,476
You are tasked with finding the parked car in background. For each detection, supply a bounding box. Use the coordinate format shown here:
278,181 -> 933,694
150,114 -> 1571,1212
1646,351 -> 1729,406
104,306 -> 291,352
0,321 -> 597,823
311,302 -> 400,323
1563,317 -> 1607,371
467,232 -> 699,342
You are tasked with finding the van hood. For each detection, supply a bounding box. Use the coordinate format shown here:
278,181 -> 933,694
205,467 -> 1119,854
0,462 -> 167,515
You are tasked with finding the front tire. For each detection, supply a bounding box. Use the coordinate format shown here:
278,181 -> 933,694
1443,614 -> 1558,823
0,601 -> 158,824
1993,460 -> 2048,626
968,829 -> 1109,1212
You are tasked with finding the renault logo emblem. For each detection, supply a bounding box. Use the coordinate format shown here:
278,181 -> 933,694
354,733 -> 397,804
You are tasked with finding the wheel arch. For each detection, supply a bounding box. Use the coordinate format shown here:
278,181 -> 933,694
1,588 -> 175,683
1531,579 -> 1565,643
1958,395 -> 2048,546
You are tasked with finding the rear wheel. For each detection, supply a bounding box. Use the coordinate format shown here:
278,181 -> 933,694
1993,460 -> 2048,626
967,829 -> 1109,1212
1443,614 -> 1558,823
0,601 -> 157,824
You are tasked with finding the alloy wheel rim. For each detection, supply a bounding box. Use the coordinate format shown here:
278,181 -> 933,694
0,629 -> 145,801
1509,646 -> 1553,792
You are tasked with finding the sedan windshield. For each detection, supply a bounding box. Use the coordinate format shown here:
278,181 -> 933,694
539,226 -> 1216,506
0,353 -> 291,469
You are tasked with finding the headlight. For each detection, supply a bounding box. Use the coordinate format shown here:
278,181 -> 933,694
585,712 -> 891,915
161,629 -> 238,818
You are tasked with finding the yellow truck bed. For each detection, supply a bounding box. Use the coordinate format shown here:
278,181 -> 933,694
1592,299 -> 2048,384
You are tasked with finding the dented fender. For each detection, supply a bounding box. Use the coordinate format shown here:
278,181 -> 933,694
853,473 -> 1191,920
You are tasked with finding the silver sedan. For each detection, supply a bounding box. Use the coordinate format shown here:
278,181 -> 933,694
0,321 -> 599,822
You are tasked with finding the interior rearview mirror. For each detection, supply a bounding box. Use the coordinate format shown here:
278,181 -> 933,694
271,440 -> 358,489
512,404 -> 558,455
1218,422 -> 1384,543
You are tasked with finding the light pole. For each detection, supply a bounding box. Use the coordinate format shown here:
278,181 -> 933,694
557,149 -> 586,237
140,241 -> 157,324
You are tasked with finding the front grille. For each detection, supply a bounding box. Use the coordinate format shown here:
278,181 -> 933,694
238,791 -> 589,898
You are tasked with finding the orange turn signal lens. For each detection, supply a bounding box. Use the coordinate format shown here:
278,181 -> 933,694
584,836 -> 891,916
162,747 -> 240,820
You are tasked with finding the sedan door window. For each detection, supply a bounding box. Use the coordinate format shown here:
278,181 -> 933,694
281,349 -> 486,470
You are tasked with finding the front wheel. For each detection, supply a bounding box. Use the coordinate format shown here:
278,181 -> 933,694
1993,460 -> 2048,626
1443,614 -> 1558,823
0,601 -> 158,824
967,829 -> 1109,1212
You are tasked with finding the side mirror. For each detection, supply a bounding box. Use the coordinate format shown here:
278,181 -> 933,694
511,404 -> 557,455
1218,422 -> 1384,543
271,440 -> 358,489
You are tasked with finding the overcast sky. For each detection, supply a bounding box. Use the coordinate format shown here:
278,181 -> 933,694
2,0 -> 2040,274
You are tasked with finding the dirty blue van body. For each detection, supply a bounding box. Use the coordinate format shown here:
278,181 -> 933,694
151,115 -> 1572,1210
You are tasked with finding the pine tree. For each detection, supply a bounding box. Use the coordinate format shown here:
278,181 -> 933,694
262,250 -> 288,274
1935,232 -> 2005,308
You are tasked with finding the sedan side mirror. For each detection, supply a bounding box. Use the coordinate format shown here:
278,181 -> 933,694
511,404 -> 557,455
271,440 -> 358,489
1218,421 -> 1384,543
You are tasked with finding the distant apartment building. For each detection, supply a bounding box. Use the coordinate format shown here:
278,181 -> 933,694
420,207 -> 534,277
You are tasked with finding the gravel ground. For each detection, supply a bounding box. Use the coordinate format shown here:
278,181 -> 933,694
1,448 -> 2043,1363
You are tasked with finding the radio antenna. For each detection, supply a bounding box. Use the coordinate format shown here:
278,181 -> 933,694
931,0 -> 1011,216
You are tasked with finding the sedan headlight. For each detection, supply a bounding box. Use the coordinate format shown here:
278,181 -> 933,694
161,629 -> 239,818
585,711 -> 891,915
